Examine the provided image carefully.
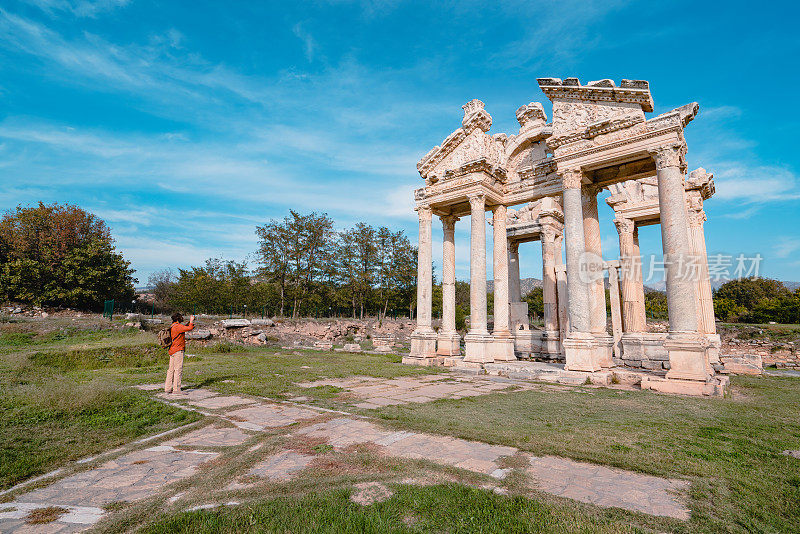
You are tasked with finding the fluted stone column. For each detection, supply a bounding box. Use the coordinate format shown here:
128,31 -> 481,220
509,243 -> 522,303
687,200 -> 720,363
490,205 -> 515,361
607,261 -> 623,362
542,228 -> 558,333
632,227 -> 647,324
614,217 -> 646,333
540,226 -> 561,359
582,187 -> 613,367
464,194 -> 493,362
560,169 -> 599,371
437,215 -> 461,356
650,145 -> 711,381
555,236 -> 569,357
405,205 -> 437,364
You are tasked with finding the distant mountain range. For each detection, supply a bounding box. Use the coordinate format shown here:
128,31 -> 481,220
487,278 -> 542,294
646,280 -> 800,292
487,278 -> 800,295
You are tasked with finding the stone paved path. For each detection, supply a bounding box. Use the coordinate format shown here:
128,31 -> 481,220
297,375 -> 534,409
0,383 -> 690,532
295,416 -> 689,519
0,441 -> 220,533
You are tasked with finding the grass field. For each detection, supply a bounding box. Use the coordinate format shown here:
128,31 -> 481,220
2,318 -> 800,532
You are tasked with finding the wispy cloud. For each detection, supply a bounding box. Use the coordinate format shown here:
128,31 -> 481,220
23,0 -> 130,18
774,237 -> 800,259
712,165 -> 800,203
292,23 -> 316,62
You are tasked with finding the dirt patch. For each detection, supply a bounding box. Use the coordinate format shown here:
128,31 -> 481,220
497,452 -> 531,469
285,436 -> 332,455
25,506 -> 69,524
350,482 -> 394,505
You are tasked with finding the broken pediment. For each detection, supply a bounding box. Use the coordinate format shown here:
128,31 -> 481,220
538,78 -> 653,141
416,100 -> 506,183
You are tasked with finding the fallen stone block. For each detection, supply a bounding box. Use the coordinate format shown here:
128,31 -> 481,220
343,343 -> 362,353
186,329 -> 212,340
250,318 -> 274,326
221,319 -> 251,328
721,354 -> 762,375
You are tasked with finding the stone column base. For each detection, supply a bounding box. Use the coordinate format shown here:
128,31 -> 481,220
593,333 -> 615,368
641,374 -> 728,397
664,332 -> 712,381
436,331 -> 461,356
406,330 -> 437,364
464,332 -> 495,363
620,332 -> 669,369
510,302 -> 529,332
706,333 -> 721,364
563,333 -> 601,372
540,330 -> 562,361
512,330 -> 538,359
488,334 -> 516,361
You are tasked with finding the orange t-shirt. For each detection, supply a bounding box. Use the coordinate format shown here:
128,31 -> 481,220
169,321 -> 195,355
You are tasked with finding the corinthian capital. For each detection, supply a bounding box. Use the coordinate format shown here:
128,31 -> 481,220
467,193 -> 486,212
416,204 -> 433,222
559,168 -> 583,190
649,144 -> 685,170
440,214 -> 459,230
613,217 -> 634,235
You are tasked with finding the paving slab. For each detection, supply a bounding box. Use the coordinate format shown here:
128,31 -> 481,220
190,396 -> 257,410
1,446 -> 219,532
162,426 -> 251,448
224,404 -> 320,430
295,417 -> 689,518
527,456 -> 690,520
296,374 -> 529,406
247,451 -> 314,481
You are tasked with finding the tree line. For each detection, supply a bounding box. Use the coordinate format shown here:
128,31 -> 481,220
713,278 -> 800,324
149,211 -> 419,319
0,203 -> 136,309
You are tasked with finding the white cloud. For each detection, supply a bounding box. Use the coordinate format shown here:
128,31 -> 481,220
23,0 -> 130,18
292,23 -> 316,62
712,165 -> 800,203
774,237 -> 800,259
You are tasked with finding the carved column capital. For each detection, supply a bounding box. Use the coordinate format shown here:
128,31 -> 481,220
467,193 -> 486,212
613,217 -> 634,236
649,144 -> 685,171
416,204 -> 433,222
509,241 -> 520,254
559,168 -> 584,190
582,183 -> 601,198
440,214 -> 459,229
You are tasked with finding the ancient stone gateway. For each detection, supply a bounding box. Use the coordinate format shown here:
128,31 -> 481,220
403,77 -> 727,397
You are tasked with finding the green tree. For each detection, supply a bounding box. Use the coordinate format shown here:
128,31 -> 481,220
645,291 -> 669,320
0,202 -> 135,309
524,287 -> 544,319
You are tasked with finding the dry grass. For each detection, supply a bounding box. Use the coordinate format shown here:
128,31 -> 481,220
25,506 -> 68,524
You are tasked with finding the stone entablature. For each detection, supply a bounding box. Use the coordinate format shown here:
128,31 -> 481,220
406,76 -> 726,397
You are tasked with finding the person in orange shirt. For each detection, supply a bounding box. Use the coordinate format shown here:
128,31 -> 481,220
165,313 -> 195,394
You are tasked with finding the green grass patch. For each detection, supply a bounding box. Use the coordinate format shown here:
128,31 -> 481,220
0,382 -> 198,490
139,484 -> 648,533
28,344 -> 167,370
370,377 -> 800,533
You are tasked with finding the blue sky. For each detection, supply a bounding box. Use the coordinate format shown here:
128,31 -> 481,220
1,0 -> 799,286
